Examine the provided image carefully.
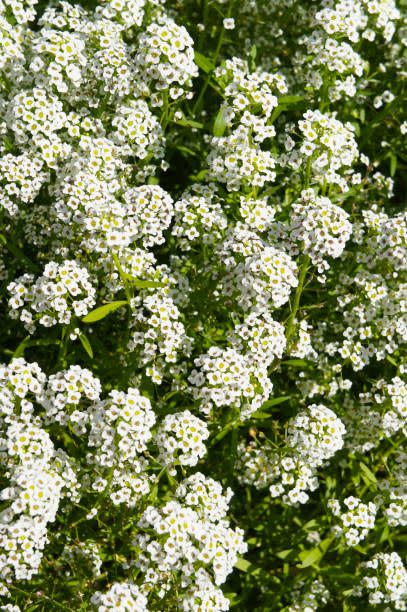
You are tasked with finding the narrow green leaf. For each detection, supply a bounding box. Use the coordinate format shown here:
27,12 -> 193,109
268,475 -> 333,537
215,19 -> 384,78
260,396 -> 290,409
174,116 -> 204,129
359,462 -> 377,484
283,359 -> 311,368
275,549 -> 293,560
82,301 -> 128,323
390,154 -> 397,176
297,536 -> 334,568
79,333 -> 93,359
249,44 -> 257,70
250,411 -> 274,419
213,106 -> 228,137
123,274 -> 166,289
12,335 -> 31,358
278,95 -> 304,105
235,558 -> 256,573
194,51 -> 215,73
386,354 -> 399,367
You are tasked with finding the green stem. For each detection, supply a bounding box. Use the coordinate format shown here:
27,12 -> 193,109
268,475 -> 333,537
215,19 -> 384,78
112,251 -> 132,303
192,1 -> 233,116
285,256 -> 310,347
57,324 -> 72,368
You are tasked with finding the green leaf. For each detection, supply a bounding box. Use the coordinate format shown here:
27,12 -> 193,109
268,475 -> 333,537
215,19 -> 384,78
213,106 -> 228,137
260,396 -> 290,410
278,95 -> 304,105
235,558 -> 257,573
297,536 -> 334,568
386,354 -> 399,367
194,51 -> 215,73
249,44 -> 257,70
275,549 -> 293,560
123,274 -> 166,289
390,154 -> 397,177
12,335 -> 31,358
174,116 -> 204,129
250,411 -> 274,419
79,333 -> 93,359
283,359 -> 311,368
82,301 -> 128,323
359,462 -> 377,484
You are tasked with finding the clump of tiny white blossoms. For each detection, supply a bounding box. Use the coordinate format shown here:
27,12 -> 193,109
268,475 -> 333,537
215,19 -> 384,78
344,376 -> 407,453
237,404 -> 346,505
287,189 -> 352,277
91,581 -> 148,611
133,473 -> 247,601
7,261 -> 96,332
288,578 -> 330,612
39,365 -> 102,434
87,388 -> 156,506
128,291 -> 192,384
328,496 -> 377,546
135,18 -> 198,102
287,403 -> 346,467
378,451 -> 407,529
283,110 -> 359,191
353,552 -> 407,610
0,360 -> 78,582
155,410 -> 209,470
188,346 -> 273,419
220,231 -> 298,311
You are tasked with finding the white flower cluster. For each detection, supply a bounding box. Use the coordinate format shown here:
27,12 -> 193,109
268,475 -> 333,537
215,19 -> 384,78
88,388 -> 156,468
172,184 -> 227,250
111,100 -> 164,159
288,578 -> 330,612
207,128 -> 277,191
39,365 -> 102,434
380,451 -> 407,529
128,291 -> 191,384
288,319 -> 317,360
345,376 -> 407,452
8,260 -> 96,332
328,496 -> 377,546
315,0 -> 400,43
91,581 -> 148,611
0,359 -> 78,582
227,309 -> 286,365
335,270 -> 406,371
360,210 -> 407,272
207,58 -> 287,191
354,552 -> 407,610
134,473 -> 246,599
214,57 -> 287,141
0,358 -> 46,424
237,404 -> 346,505
284,110 -> 359,191
0,154 -> 48,216
287,189 -> 352,276
135,18 -> 198,102
239,196 -> 276,233
188,346 -> 273,419
222,238 -> 298,311
287,403 -> 346,466
155,410 -> 209,469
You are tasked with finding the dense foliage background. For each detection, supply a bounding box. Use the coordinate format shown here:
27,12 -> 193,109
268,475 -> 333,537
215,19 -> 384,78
0,0 -> 406,610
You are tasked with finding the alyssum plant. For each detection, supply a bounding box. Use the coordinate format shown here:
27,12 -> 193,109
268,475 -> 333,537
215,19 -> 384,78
0,0 -> 405,610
